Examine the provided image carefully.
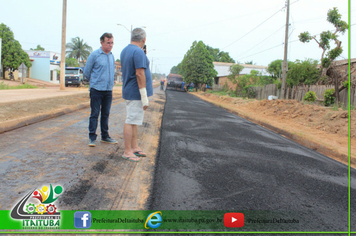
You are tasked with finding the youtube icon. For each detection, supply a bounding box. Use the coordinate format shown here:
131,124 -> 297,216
224,213 -> 244,227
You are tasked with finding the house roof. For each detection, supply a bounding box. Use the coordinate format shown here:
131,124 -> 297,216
316,58 -> 356,68
213,62 -> 270,77
332,58 -> 356,66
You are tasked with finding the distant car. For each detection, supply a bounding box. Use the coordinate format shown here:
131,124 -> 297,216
65,67 -> 88,87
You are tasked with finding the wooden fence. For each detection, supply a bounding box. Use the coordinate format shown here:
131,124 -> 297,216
253,84 -> 356,107
254,84 -> 278,100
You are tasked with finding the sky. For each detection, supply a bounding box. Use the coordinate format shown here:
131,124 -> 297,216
0,0 -> 354,75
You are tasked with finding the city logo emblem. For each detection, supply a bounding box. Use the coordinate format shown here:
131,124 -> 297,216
11,184 -> 63,229
144,211 -> 162,229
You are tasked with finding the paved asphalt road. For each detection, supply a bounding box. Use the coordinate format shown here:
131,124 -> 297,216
149,89 -> 356,232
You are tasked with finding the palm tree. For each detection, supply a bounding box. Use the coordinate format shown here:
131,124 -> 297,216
65,37 -> 93,62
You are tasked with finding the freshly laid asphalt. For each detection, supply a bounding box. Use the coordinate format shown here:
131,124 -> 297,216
149,89 -> 356,232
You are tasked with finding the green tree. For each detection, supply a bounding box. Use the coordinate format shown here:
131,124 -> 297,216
219,51 -> 235,63
267,59 -> 294,78
206,45 -> 235,63
66,37 -> 92,62
257,75 -> 275,86
170,62 -> 182,74
206,46 -> 220,61
170,65 -> 179,74
0,23 -> 32,78
299,7 -> 348,77
227,64 -> 244,85
244,60 -> 255,65
227,64 -> 244,96
30,45 -> 45,51
181,41 -> 217,88
65,58 -> 79,67
116,59 -> 121,63
286,59 -> 320,87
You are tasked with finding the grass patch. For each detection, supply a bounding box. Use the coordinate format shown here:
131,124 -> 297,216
302,101 -> 313,106
206,89 -> 229,96
332,104 -> 339,111
0,82 -> 38,90
331,103 -> 355,111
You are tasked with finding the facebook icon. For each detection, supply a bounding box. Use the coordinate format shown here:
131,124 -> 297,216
74,211 -> 92,229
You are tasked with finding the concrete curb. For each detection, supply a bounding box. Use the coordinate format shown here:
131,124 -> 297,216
0,84 -> 160,135
0,103 -> 90,134
0,98 -> 123,134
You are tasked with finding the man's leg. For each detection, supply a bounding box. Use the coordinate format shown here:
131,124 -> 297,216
100,90 -> 113,140
130,115 -> 146,156
124,123 -> 133,156
123,123 -> 140,161
89,89 -> 103,141
131,125 -> 138,150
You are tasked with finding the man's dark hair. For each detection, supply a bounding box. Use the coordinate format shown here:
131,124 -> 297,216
100,33 -> 113,42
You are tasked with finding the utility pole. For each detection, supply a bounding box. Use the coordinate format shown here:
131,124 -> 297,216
280,0 -> 290,99
130,25 -> 133,42
60,0 -> 67,90
0,38 -> 2,79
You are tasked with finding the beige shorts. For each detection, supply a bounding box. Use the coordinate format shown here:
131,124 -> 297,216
125,100 -> 144,125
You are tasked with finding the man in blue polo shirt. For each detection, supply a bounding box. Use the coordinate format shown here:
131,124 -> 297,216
120,28 -> 153,162
84,32 -> 118,147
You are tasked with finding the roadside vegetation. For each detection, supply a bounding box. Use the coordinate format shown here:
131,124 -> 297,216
170,7 -> 352,108
0,81 -> 38,90
0,23 -> 32,79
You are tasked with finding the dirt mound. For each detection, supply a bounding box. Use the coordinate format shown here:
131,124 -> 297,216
249,99 -> 351,138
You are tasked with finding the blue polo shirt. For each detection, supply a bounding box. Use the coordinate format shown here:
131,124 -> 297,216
120,44 -> 153,100
84,47 -> 115,91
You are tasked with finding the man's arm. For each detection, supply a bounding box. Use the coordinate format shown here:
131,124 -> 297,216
83,53 -> 95,79
136,68 -> 148,110
136,68 -> 146,89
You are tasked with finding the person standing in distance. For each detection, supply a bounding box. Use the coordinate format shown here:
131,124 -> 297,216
84,32 -> 118,147
120,28 -> 153,162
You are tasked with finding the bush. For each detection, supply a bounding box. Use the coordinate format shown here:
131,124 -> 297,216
222,80 -> 229,91
343,80 -> 349,88
303,91 -> 317,102
243,85 -> 257,99
274,79 -> 282,89
323,88 -> 335,106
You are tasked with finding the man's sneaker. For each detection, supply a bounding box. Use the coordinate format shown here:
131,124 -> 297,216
88,139 -> 96,147
101,137 -> 118,144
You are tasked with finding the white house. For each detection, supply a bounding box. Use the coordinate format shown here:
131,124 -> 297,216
25,50 -> 61,83
213,62 -> 271,89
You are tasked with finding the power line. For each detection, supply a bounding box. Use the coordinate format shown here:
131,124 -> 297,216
292,9 -> 354,25
222,7 -> 285,50
149,3 -> 286,38
238,43 -> 284,60
237,25 -> 285,58
238,23 -> 355,61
